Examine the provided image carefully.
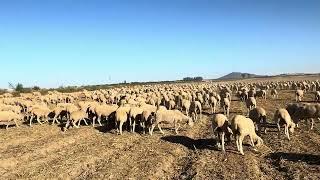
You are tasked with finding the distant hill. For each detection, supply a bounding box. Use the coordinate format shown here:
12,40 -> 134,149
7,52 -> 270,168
218,72 -> 264,80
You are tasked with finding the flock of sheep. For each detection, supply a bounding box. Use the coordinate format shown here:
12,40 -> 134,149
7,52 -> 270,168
0,79 -> 320,155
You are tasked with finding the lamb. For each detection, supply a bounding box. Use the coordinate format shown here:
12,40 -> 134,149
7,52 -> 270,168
231,115 -> 264,155
296,89 -> 304,102
211,114 -> 233,152
149,109 -> 194,136
249,107 -> 267,134
273,109 -> 295,140
0,111 -> 21,129
246,97 -> 257,115
222,98 -> 230,117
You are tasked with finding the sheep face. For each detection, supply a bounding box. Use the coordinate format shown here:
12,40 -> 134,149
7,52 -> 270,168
188,117 -> 194,127
289,122 -> 296,133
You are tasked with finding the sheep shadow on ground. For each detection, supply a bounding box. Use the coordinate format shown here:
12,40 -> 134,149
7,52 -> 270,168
161,135 -> 217,151
267,152 -> 320,165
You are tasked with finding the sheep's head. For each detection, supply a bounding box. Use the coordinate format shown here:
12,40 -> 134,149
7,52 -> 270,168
188,117 -> 194,127
289,122 -> 296,133
256,136 -> 264,147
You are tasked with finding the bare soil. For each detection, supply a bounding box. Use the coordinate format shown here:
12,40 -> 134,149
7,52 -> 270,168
0,90 -> 319,179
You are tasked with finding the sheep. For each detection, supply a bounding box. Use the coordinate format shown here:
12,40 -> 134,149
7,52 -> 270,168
296,89 -> 304,102
149,109 -> 194,136
231,115 -> 263,155
140,104 -> 157,134
115,106 -> 131,135
249,107 -> 267,134
211,114 -> 233,152
92,104 -> 118,127
0,111 -> 21,129
190,101 -> 202,121
221,98 -> 230,117
271,89 -> 278,99
29,107 -> 51,127
257,90 -> 267,100
291,103 -> 319,130
315,91 -> 320,102
129,106 -> 144,133
182,99 -> 191,116
273,109 -> 295,140
246,97 -> 257,115
64,110 -> 88,131
168,100 -> 176,110
209,96 -> 218,114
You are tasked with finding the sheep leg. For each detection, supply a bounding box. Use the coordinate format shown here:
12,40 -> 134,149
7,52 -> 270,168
29,115 -> 34,127
221,132 -> 225,152
149,124 -> 156,136
65,120 -> 70,131
71,120 -> 79,128
285,125 -> 290,140
239,135 -> 245,155
175,123 -> 180,135
37,116 -> 42,125
97,116 -> 102,126
119,121 -> 124,135
14,119 -> 19,127
83,118 -> 89,126
92,116 -> 96,127
158,124 -> 165,134
132,120 -> 136,133
77,119 -> 81,127
250,136 -> 255,148
236,135 -> 240,152
310,118 -> 314,130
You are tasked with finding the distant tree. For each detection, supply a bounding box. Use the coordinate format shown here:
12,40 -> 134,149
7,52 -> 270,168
33,86 -> 41,91
194,76 -> 204,81
15,83 -> 24,92
241,74 -> 246,79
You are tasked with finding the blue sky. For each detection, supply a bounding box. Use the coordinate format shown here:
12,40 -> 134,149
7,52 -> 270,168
0,0 -> 319,88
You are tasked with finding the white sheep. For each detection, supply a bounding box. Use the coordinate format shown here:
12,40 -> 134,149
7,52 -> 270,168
249,107 -> 267,134
246,97 -> 257,115
149,109 -> 194,136
222,98 -> 230,117
0,111 -> 21,129
231,115 -> 263,155
273,108 -> 295,140
212,114 -> 233,152
296,90 -> 304,102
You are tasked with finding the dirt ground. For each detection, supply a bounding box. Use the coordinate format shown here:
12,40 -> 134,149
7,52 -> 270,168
1,87 -> 320,179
